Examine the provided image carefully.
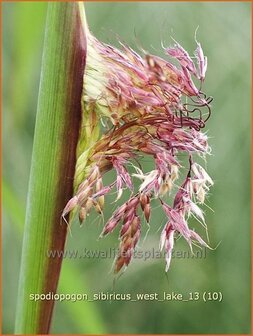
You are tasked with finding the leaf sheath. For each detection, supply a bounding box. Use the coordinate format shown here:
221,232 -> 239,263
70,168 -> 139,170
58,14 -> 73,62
15,3 -> 87,333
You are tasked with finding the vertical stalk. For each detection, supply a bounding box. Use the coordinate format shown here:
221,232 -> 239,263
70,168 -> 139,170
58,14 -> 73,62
15,3 -> 87,333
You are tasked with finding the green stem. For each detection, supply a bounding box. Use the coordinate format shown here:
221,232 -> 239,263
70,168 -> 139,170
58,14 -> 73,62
15,3 -> 87,333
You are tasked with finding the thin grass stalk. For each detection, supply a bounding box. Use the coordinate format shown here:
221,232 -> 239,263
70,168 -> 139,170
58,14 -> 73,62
15,3 -> 87,333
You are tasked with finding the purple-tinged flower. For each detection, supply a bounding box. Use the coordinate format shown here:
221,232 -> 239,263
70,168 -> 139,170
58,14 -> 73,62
111,156 -> 133,200
160,223 -> 175,271
62,32 -> 213,273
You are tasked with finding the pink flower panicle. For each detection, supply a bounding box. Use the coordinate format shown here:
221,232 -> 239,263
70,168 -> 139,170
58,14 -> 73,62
62,34 -> 213,273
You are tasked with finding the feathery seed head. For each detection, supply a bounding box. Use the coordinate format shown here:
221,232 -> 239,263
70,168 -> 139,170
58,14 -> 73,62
62,30 -> 213,273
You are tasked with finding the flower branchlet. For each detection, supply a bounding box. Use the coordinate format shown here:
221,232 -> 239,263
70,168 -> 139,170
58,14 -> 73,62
62,32 -> 214,273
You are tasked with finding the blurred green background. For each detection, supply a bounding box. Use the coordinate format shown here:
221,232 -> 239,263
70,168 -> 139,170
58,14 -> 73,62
2,1 -> 251,334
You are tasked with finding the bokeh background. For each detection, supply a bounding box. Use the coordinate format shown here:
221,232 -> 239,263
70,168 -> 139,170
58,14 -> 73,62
2,1 -> 251,334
